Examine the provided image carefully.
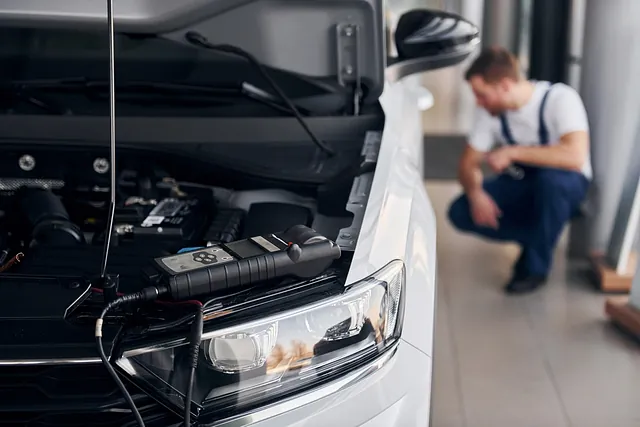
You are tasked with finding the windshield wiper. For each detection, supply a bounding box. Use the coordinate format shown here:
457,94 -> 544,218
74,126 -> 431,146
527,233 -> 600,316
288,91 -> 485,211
8,78 -> 306,115
0,85 -> 72,115
13,77 -> 239,94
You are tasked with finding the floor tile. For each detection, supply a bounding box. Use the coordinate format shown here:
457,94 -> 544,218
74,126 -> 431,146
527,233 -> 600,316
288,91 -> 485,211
427,182 -> 640,427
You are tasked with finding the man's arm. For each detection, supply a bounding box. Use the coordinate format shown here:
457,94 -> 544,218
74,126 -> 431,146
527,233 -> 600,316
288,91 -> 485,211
461,106 -> 494,193
507,130 -> 589,171
458,144 -> 485,196
458,143 -> 503,229
459,109 -> 503,229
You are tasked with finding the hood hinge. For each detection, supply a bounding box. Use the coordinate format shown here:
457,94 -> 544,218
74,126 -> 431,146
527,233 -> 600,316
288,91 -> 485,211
336,23 -> 363,116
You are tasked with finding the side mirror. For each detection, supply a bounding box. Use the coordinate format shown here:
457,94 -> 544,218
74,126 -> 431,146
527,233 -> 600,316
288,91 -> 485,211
386,9 -> 480,82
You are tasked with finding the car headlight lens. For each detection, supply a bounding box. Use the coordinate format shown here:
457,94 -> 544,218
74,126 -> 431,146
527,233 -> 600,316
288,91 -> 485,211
116,260 -> 405,417
205,322 -> 279,373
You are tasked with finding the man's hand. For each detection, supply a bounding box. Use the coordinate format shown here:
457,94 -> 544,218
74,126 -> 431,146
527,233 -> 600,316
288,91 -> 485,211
468,190 -> 502,229
486,147 -> 515,174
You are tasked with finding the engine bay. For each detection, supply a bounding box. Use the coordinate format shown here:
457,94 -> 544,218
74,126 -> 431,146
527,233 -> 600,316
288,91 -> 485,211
0,162 -> 361,358
0,121 -> 380,365
0,170 -> 347,293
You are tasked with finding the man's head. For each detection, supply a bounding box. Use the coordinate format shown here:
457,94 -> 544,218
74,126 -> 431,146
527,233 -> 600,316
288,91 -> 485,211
465,47 -> 523,115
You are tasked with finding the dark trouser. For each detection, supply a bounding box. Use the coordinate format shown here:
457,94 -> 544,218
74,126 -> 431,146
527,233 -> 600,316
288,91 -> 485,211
447,167 -> 589,277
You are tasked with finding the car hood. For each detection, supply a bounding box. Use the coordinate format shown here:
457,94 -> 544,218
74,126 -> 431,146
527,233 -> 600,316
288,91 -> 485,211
0,0 -> 388,103
0,0 -> 479,105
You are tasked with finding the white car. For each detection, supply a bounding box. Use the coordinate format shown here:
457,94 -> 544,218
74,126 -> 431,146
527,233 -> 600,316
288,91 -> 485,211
0,2 -> 478,426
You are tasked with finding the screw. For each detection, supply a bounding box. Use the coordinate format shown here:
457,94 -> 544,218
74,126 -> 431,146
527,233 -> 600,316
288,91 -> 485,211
344,26 -> 354,37
69,282 -> 80,289
19,154 -> 35,171
93,157 -> 110,174
344,65 -> 354,75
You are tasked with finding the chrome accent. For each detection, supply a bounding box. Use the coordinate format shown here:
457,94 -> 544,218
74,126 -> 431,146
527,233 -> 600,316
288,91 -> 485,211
206,343 -> 399,427
93,157 -> 110,174
0,358 -> 101,366
0,178 -> 64,191
18,154 -> 36,171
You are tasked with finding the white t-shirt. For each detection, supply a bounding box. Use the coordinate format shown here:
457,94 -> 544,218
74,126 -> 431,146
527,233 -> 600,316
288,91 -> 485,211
469,80 -> 592,179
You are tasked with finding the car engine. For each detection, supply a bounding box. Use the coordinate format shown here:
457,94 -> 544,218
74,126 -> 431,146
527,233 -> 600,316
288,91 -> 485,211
0,165 -> 326,295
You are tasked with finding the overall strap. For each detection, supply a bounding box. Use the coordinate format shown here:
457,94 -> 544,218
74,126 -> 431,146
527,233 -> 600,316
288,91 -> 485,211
500,83 -> 556,146
538,83 -> 555,145
499,113 -> 516,145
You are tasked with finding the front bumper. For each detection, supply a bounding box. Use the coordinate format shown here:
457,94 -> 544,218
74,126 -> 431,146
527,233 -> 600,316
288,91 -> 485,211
208,339 -> 432,427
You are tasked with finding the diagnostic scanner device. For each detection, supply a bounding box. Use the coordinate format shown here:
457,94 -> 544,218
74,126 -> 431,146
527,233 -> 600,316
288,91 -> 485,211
150,225 -> 342,300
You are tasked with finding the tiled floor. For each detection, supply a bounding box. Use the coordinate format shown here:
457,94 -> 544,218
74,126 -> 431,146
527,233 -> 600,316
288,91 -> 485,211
427,181 -> 640,427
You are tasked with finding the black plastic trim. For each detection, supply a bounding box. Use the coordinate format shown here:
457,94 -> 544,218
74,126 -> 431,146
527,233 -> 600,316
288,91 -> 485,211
0,114 -> 382,145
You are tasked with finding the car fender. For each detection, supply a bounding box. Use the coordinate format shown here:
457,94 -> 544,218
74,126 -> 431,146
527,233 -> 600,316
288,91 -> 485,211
346,77 -> 437,358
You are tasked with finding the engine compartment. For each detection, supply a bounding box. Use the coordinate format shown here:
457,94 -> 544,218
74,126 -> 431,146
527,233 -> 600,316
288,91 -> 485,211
0,167 -> 351,294
0,103 -> 380,365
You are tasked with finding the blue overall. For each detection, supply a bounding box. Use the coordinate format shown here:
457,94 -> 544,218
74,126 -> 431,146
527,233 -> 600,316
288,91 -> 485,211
448,85 -> 590,278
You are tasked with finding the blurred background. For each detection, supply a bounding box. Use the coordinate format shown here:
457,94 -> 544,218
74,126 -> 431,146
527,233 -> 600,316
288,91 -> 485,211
417,0 -> 584,175
409,1 -> 640,426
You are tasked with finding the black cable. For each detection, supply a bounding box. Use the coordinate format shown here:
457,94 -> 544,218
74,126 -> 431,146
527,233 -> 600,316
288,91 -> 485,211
94,287 -> 162,427
184,31 -> 336,157
96,337 -> 145,424
147,312 -> 197,333
184,367 -> 197,426
184,306 -> 204,426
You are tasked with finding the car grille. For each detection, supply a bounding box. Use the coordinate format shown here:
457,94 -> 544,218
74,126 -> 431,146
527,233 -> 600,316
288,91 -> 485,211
0,363 -> 179,427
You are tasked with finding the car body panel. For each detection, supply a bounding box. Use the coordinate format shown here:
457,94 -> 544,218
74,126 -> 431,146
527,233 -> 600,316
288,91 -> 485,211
346,77 -> 437,358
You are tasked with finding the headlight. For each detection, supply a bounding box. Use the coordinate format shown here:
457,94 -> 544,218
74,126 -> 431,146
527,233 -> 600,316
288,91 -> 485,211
116,260 -> 405,418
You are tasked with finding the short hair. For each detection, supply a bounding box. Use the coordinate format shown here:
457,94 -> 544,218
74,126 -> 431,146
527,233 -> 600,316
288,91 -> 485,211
464,47 -> 521,83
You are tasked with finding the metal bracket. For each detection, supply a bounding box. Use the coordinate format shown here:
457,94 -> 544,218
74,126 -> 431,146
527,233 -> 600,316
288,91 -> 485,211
336,23 -> 363,115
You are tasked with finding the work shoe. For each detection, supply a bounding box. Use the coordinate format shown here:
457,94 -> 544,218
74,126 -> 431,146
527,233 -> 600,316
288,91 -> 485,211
512,249 -> 527,280
504,275 -> 547,295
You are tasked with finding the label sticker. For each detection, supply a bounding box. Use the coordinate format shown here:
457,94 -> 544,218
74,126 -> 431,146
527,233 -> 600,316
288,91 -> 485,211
141,215 -> 165,227
251,236 -> 281,252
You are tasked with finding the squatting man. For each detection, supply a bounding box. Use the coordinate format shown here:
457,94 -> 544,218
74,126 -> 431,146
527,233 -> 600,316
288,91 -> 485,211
448,47 -> 591,294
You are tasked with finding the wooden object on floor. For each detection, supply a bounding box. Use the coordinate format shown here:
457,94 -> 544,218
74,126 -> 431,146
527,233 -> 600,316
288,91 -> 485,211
590,251 -> 637,293
605,298 -> 640,340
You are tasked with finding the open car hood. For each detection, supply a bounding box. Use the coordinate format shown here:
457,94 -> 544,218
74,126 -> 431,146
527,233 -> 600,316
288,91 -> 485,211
0,0 -> 479,104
